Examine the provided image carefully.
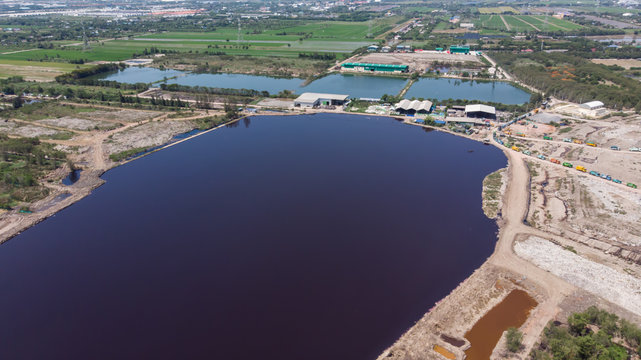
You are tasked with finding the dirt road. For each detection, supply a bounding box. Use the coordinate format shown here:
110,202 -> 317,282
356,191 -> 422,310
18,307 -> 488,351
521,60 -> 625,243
488,149 -> 576,353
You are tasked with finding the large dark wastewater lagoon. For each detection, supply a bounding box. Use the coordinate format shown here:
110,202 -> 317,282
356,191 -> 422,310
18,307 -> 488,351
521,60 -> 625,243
0,114 -> 506,359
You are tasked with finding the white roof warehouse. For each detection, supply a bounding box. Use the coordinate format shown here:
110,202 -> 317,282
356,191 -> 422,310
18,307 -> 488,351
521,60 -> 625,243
465,104 -> 496,119
394,99 -> 433,113
294,93 -> 350,108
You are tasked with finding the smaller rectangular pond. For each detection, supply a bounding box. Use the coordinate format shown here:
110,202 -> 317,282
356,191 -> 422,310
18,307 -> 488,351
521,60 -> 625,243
405,78 -> 531,105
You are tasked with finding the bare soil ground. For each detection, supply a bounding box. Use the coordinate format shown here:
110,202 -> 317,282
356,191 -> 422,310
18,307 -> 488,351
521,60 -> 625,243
37,117 -> 119,131
256,98 -> 294,108
591,58 -> 641,69
0,121 -> 64,137
351,52 -> 484,72
82,109 -> 162,123
0,63 -> 70,82
526,162 -> 641,255
103,119 -> 194,156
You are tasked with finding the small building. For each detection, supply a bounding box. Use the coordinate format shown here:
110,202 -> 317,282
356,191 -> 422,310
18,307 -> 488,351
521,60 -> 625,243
394,99 -> 433,115
449,45 -> 470,54
294,93 -> 349,108
341,62 -> 409,73
396,45 -> 412,52
460,23 -> 475,29
580,101 -> 604,110
367,45 -> 379,52
465,104 -> 496,119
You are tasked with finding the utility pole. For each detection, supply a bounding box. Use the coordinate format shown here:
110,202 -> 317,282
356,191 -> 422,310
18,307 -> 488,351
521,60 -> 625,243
237,18 -> 243,44
82,22 -> 90,50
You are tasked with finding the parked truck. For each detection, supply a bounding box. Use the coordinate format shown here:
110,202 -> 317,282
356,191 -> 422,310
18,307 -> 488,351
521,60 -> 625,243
573,139 -> 583,144
586,142 -> 597,147
511,146 -> 520,152
576,166 -> 587,172
563,162 -> 573,168
628,183 -> 638,189
550,158 -> 561,164
543,136 -> 553,140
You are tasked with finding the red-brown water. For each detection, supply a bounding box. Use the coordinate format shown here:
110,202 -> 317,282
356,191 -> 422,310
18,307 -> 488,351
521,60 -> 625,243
464,289 -> 538,360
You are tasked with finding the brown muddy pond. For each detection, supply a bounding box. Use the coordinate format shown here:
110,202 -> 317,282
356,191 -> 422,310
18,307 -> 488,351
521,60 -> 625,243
464,289 -> 537,360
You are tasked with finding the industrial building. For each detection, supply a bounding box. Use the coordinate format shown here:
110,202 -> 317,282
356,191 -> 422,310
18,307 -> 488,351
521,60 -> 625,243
293,93 -> 349,108
449,45 -> 471,54
580,101 -> 604,110
341,63 -> 409,73
394,99 -> 433,114
579,100 -> 607,117
465,104 -> 496,119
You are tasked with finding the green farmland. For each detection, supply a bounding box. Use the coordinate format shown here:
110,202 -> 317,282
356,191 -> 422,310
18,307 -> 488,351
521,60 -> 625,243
0,19 -> 400,64
477,14 -> 583,32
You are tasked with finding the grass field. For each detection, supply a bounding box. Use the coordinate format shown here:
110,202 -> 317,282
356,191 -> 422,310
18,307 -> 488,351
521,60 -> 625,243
0,59 -> 89,81
478,6 -> 519,14
0,36 -> 369,64
138,18 -> 402,42
477,14 -> 582,32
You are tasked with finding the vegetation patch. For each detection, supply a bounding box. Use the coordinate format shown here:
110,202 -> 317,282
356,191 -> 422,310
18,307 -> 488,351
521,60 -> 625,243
530,306 -> 641,359
482,168 -> 506,219
0,134 -> 66,208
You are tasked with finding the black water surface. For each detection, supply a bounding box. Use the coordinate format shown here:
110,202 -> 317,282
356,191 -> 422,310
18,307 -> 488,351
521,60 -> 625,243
61,169 -> 81,185
0,114 -> 506,360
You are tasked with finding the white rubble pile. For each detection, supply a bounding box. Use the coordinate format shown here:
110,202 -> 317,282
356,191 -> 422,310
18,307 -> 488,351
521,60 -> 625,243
515,236 -> 641,316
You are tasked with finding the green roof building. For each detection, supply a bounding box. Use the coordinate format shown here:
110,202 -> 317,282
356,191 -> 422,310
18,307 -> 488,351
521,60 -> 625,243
341,62 -> 409,73
449,45 -> 470,54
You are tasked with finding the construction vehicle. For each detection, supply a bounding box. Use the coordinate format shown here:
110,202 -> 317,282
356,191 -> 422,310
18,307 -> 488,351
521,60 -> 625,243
550,158 -> 561,164
511,146 -> 520,152
576,166 -> 587,172
586,142 -> 597,147
537,155 -> 546,160
630,147 -> 640,152
613,179 -> 622,184
543,136 -> 552,140
589,171 -> 600,176
628,183 -> 638,189
573,139 -> 583,144
563,138 -> 572,143
563,162 -> 573,168
610,146 -> 620,151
